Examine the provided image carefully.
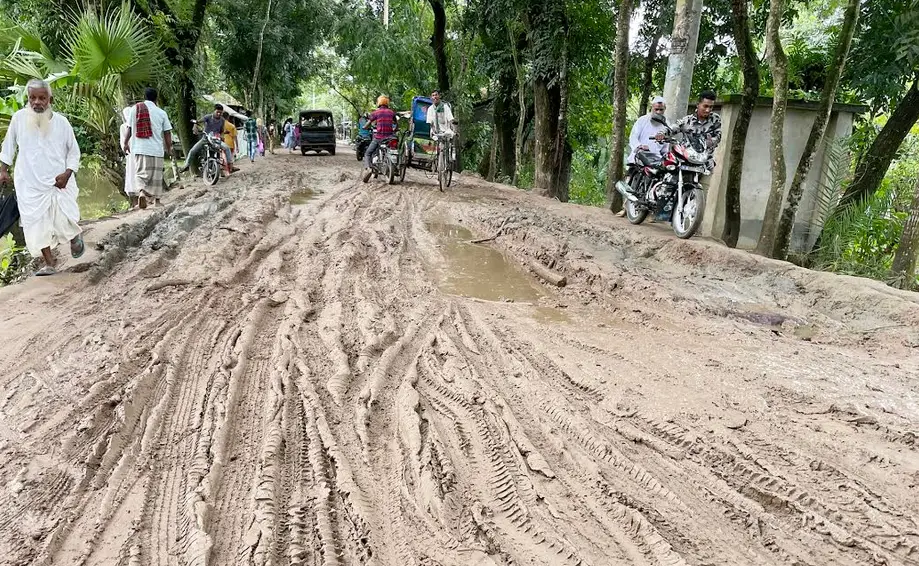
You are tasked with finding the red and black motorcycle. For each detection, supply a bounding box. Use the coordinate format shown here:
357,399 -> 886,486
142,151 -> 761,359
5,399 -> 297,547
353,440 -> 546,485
615,115 -> 712,239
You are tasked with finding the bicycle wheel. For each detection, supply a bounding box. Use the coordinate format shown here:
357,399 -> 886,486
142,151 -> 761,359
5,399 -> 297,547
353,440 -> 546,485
203,157 -> 220,186
398,142 -> 408,183
445,140 -> 454,187
437,148 -> 446,192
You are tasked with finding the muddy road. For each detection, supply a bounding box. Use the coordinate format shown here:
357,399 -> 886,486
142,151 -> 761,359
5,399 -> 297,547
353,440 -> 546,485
1,149 -> 918,566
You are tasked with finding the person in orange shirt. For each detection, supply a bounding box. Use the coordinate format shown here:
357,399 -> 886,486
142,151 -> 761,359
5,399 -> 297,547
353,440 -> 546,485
222,119 -> 239,168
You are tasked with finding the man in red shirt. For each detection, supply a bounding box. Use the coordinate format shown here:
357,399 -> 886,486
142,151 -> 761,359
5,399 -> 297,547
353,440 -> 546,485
362,95 -> 397,182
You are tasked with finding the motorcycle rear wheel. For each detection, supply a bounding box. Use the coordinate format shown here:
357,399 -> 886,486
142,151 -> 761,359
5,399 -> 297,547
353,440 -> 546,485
672,187 -> 705,239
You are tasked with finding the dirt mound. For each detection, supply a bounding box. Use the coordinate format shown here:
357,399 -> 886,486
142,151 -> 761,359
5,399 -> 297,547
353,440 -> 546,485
0,153 -> 916,566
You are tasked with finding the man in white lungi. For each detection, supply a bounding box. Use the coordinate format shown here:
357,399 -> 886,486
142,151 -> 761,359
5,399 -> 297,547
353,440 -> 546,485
0,79 -> 84,276
123,87 -> 173,208
119,103 -> 139,208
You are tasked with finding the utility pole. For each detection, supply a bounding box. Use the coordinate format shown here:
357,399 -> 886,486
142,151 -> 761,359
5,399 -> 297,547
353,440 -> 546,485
662,0 -> 704,123
383,0 -> 389,27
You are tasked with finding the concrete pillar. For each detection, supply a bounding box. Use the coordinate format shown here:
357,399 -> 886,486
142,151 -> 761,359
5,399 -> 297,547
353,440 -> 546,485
662,0 -> 704,124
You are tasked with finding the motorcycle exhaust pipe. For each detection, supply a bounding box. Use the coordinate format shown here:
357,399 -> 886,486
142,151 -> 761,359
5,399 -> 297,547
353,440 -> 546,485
616,180 -> 639,202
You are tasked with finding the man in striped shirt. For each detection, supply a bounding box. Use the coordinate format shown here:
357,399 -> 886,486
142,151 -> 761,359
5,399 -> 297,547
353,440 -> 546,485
362,96 -> 397,181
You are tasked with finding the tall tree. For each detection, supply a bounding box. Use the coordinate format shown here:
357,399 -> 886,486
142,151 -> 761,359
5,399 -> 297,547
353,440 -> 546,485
528,0 -> 571,199
135,0 -> 211,154
772,0 -> 861,259
605,0 -> 633,213
890,173 -> 919,289
755,0 -> 790,255
721,0 -> 760,247
838,0 -> 919,206
428,0 -> 450,93
841,82 -> 919,206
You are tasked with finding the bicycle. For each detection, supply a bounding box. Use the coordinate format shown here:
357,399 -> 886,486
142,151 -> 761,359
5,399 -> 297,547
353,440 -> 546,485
432,130 -> 455,192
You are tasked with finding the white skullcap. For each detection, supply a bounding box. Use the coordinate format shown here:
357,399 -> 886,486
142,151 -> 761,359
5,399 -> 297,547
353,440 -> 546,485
651,96 -> 666,105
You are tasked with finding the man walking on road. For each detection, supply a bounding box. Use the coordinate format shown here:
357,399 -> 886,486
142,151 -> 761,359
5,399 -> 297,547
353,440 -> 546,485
0,79 -> 84,275
244,111 -> 258,162
123,87 -> 173,208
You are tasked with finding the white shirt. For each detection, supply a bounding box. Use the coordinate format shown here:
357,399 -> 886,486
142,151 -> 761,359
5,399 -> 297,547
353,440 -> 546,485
426,101 -> 455,134
0,109 -> 81,232
128,101 -> 172,157
627,113 -> 669,164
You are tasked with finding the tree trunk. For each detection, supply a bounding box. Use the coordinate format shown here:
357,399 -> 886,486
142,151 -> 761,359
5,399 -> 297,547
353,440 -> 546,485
890,174 -> 919,289
508,23 -> 527,186
533,76 -> 561,197
840,82 -> 919,207
176,71 -> 197,156
494,70 -> 517,178
773,0 -> 860,259
637,28 -> 662,117
755,0 -> 789,255
487,127 -> 498,181
605,0 -> 633,212
721,0 -> 760,247
428,0 -> 450,93
248,0 -> 273,109
551,38 -> 571,201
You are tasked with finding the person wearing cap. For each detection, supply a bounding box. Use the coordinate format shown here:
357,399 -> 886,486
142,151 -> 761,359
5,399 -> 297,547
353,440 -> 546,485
627,96 -> 669,165
618,96 -> 670,217
362,95 -> 397,182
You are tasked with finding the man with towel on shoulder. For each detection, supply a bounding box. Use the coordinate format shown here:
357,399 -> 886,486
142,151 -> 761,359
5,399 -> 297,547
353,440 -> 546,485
123,87 -> 173,208
0,79 -> 84,276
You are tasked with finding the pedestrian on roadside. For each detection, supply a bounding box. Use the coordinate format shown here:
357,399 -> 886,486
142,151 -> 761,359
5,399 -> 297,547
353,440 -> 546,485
223,118 -> 239,167
119,103 -> 139,209
257,118 -> 267,156
244,111 -> 258,163
0,79 -> 84,275
293,120 -> 301,150
123,87 -> 173,209
283,118 -> 294,153
267,120 -> 277,154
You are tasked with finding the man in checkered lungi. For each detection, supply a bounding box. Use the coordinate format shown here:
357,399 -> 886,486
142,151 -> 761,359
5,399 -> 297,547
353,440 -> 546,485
123,87 -> 173,208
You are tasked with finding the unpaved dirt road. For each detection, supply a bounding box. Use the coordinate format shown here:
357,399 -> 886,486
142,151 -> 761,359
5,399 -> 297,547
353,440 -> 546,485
1,149 -> 918,566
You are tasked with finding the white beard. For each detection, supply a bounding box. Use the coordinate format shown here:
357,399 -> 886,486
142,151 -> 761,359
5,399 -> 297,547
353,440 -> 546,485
24,106 -> 53,137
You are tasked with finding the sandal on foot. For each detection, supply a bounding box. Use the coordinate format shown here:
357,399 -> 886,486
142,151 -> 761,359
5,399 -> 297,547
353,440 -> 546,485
35,266 -> 57,276
138,195 -> 148,209
71,234 -> 85,259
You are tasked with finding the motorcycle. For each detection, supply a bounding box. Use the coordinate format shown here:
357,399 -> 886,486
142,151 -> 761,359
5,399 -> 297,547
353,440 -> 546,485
355,134 -> 371,162
361,132 -> 403,185
200,133 -> 226,186
615,114 -> 711,239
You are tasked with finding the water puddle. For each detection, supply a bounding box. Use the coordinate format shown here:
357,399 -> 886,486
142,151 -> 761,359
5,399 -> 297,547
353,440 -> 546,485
290,189 -> 318,205
427,222 -> 546,303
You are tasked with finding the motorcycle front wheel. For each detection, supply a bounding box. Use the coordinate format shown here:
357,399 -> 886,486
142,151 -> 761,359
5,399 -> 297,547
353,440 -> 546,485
203,158 -> 220,186
624,199 -> 648,224
672,187 -> 705,239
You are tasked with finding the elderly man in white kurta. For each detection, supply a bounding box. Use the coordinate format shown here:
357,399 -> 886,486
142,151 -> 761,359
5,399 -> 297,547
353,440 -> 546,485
0,79 -> 84,275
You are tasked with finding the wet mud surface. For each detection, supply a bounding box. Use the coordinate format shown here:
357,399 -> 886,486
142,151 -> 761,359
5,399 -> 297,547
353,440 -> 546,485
0,150 -> 917,566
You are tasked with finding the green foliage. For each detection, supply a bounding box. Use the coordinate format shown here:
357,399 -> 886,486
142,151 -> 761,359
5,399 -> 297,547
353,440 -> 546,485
0,234 -> 31,286
568,149 -> 606,206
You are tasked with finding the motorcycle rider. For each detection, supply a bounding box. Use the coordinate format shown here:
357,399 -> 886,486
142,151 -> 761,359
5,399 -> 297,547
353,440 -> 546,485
618,96 -> 670,217
180,104 -> 234,176
656,90 -> 721,158
362,96 -> 397,182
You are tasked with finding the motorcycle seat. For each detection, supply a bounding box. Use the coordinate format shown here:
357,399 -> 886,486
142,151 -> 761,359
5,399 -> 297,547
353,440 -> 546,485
636,151 -> 662,166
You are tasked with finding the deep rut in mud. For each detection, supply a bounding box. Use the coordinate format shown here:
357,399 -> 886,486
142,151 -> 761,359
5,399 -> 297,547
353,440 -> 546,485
0,151 -> 917,566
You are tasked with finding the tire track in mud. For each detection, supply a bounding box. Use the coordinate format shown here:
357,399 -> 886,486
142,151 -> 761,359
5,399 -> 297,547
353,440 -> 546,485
3,155 -> 918,566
